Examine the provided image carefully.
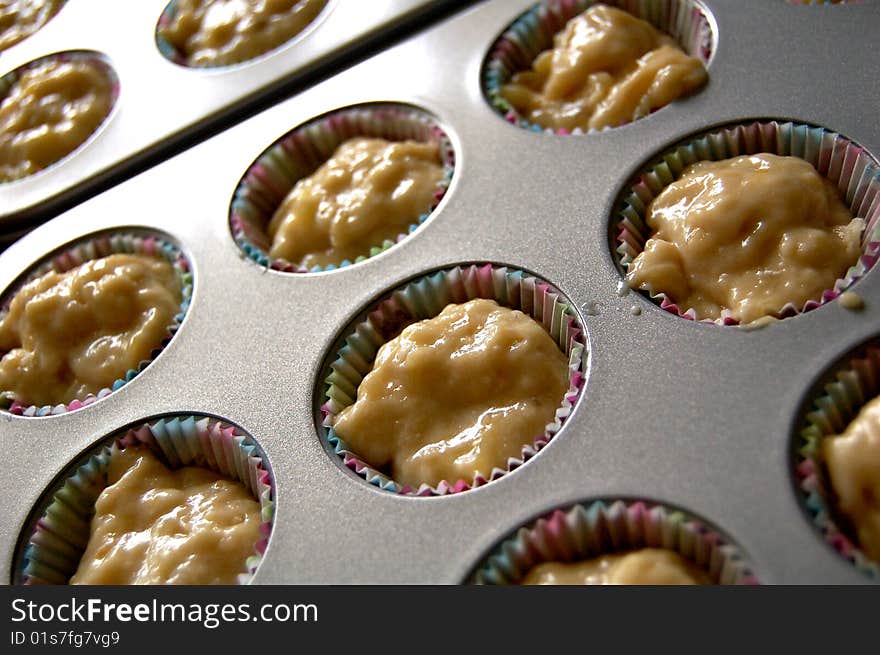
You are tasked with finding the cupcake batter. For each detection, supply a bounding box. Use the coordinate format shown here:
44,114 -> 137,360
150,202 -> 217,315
0,0 -> 64,53
625,153 -> 863,323
267,137 -> 444,268
158,0 -> 328,67
70,447 -> 262,585
0,56 -> 114,182
521,548 -> 712,585
499,4 -> 707,131
0,254 -> 182,407
332,298 -> 570,488
822,394 -> 880,561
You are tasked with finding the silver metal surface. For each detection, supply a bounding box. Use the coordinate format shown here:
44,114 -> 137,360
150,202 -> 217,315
0,0 -> 463,225
1,0 -> 879,584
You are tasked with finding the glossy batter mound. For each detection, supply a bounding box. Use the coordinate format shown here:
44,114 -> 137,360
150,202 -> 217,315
0,254 -> 182,407
0,56 -> 114,182
626,154 -> 862,323
0,0 -> 64,53
70,447 -> 262,585
158,0 -> 328,67
267,137 -> 444,268
822,395 -> 880,562
521,548 -> 712,585
332,298 -> 570,488
499,4 -> 707,131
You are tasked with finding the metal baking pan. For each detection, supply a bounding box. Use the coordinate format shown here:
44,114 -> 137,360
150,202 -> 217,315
0,0 -> 472,231
1,0 -> 879,583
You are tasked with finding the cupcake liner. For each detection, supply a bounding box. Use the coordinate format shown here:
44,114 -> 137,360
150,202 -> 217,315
481,0 -> 713,135
795,343 -> 880,579
14,414 -> 274,585
468,499 -> 758,584
613,120 -> 880,325
155,0 -> 330,68
0,50 -> 120,184
155,0 -> 333,69
0,230 -> 193,416
230,103 -> 455,273
320,263 -> 587,497
155,1 -> 191,66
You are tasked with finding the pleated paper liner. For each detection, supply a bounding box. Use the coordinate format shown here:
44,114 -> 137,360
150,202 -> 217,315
14,414 -> 275,585
468,498 -> 758,584
320,263 -> 587,496
0,50 -> 119,184
795,342 -> 880,580
613,120 -> 880,325
0,230 -> 193,416
155,0 -> 330,68
230,102 -> 455,273
481,0 -> 714,135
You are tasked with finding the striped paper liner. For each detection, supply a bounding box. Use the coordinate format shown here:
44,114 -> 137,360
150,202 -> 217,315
469,499 -> 758,584
320,263 -> 587,496
0,230 -> 192,416
155,0 -> 330,68
613,120 -> 880,325
795,343 -> 880,580
481,0 -> 713,134
0,50 -> 119,183
230,103 -> 455,273
15,415 -> 274,585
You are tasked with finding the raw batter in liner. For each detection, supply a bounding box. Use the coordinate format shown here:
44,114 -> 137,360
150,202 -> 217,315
822,394 -> 880,562
521,548 -> 712,585
0,254 -> 182,407
158,0 -> 328,67
0,0 -> 64,53
332,298 -> 570,488
625,153 -> 863,323
0,56 -> 114,182
499,4 -> 707,131
267,137 -> 444,268
70,447 -> 262,585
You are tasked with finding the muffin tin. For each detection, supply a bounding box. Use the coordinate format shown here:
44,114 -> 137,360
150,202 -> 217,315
2,0 -> 880,584
0,0 -> 469,233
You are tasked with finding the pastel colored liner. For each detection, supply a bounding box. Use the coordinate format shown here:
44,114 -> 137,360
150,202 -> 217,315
613,120 -> 880,325
154,2 -> 181,64
155,0 -> 329,68
155,0 -> 202,66
0,231 -> 193,416
468,499 -> 758,584
15,415 -> 274,585
0,50 -> 119,184
481,0 -> 713,135
795,343 -> 880,580
320,263 -> 587,496
230,103 -> 455,273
